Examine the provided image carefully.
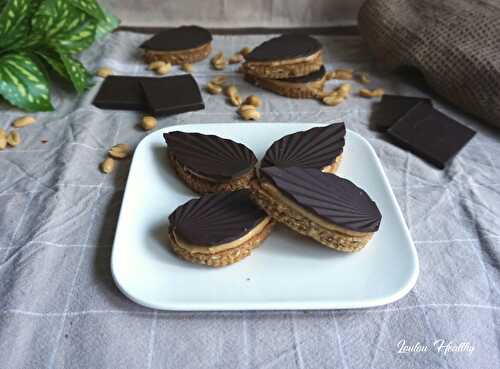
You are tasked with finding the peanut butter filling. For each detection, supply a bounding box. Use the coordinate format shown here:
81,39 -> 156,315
260,181 -> 371,237
245,50 -> 322,67
172,217 -> 272,255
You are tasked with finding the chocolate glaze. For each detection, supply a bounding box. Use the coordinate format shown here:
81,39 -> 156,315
140,25 -> 212,51
261,167 -> 381,232
169,190 -> 268,246
261,123 -> 345,169
245,34 -> 322,62
164,131 -> 257,180
279,65 -> 326,83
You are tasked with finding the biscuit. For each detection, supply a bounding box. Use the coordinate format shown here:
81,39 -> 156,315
251,167 -> 382,252
245,65 -> 326,99
140,25 -> 212,65
168,190 -> 274,267
164,131 -> 257,194
243,34 -> 323,79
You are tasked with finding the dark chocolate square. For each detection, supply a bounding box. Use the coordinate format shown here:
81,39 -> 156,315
92,76 -> 158,111
140,74 -> 204,116
373,95 -> 432,131
387,103 -> 476,169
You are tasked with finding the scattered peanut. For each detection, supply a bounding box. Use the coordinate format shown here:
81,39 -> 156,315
96,67 -> 113,78
182,63 -> 193,73
325,71 -> 336,80
239,47 -> 252,57
322,94 -> 345,106
225,85 -> 238,98
206,82 -> 223,95
148,61 -> 166,70
228,53 -> 244,64
359,88 -> 384,98
108,144 -> 130,159
228,94 -> 242,107
238,104 -> 261,121
7,130 -> 21,147
142,116 -> 157,131
0,129 -> 6,150
156,63 -> 172,75
211,52 -> 226,70
13,115 -> 36,128
334,68 -> 353,80
358,72 -> 370,84
337,83 -> 352,98
210,76 -> 227,86
100,157 -> 115,174
314,89 -> 330,99
243,95 -> 262,108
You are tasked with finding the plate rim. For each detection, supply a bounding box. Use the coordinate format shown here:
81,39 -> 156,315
111,122 -> 419,311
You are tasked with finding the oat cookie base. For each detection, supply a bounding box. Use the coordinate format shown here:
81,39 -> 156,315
321,155 -> 343,173
144,42 -> 212,65
168,151 -> 255,194
250,180 -> 373,252
243,51 -> 323,79
245,73 -> 326,99
168,220 -> 274,267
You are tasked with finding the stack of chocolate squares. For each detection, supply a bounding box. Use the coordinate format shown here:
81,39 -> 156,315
242,34 -> 327,99
374,95 -> 476,169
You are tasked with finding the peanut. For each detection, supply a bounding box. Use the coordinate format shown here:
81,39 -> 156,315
7,130 -> 21,147
96,67 -> 113,78
13,115 -> 36,128
229,53 -> 244,64
142,116 -> 157,131
323,94 -> 345,106
0,129 -> 6,150
100,157 -> 115,174
108,144 -> 130,159
337,83 -> 352,98
239,47 -> 252,57
238,105 -> 261,121
156,63 -> 172,75
359,88 -> 384,98
243,95 -> 262,108
182,63 -> 193,73
211,52 -> 226,70
206,82 -> 223,95
148,61 -> 166,70
228,94 -> 242,107
325,71 -> 336,80
334,68 -> 353,80
225,85 -> 238,98
210,76 -> 227,86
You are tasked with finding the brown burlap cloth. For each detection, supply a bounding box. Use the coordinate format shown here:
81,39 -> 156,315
358,0 -> 500,128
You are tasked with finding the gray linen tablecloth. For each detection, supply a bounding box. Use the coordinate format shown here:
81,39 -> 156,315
1,32 -> 499,369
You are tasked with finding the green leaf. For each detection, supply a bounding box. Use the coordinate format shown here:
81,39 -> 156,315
0,0 -> 37,50
0,51 -> 53,111
37,50 -> 70,80
95,7 -> 119,40
59,53 -> 92,93
68,0 -> 106,22
32,0 -> 97,54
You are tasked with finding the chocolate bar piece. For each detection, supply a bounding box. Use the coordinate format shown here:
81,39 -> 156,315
93,76 -> 152,111
387,103 -> 476,169
374,95 -> 432,131
140,74 -> 204,116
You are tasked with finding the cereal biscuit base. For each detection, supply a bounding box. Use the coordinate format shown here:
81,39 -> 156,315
321,155 -> 343,173
245,73 -> 326,99
243,52 -> 323,79
250,180 -> 373,252
169,151 -> 255,194
168,220 -> 274,267
144,42 -> 212,65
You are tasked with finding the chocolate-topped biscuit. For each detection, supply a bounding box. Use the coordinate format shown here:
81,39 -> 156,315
243,34 -> 323,79
250,166 -> 382,251
141,25 -> 212,65
261,123 -> 346,172
245,66 -> 327,98
164,131 -> 257,193
168,190 -> 273,267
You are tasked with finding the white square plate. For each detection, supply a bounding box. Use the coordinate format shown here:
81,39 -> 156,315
112,123 -> 419,311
